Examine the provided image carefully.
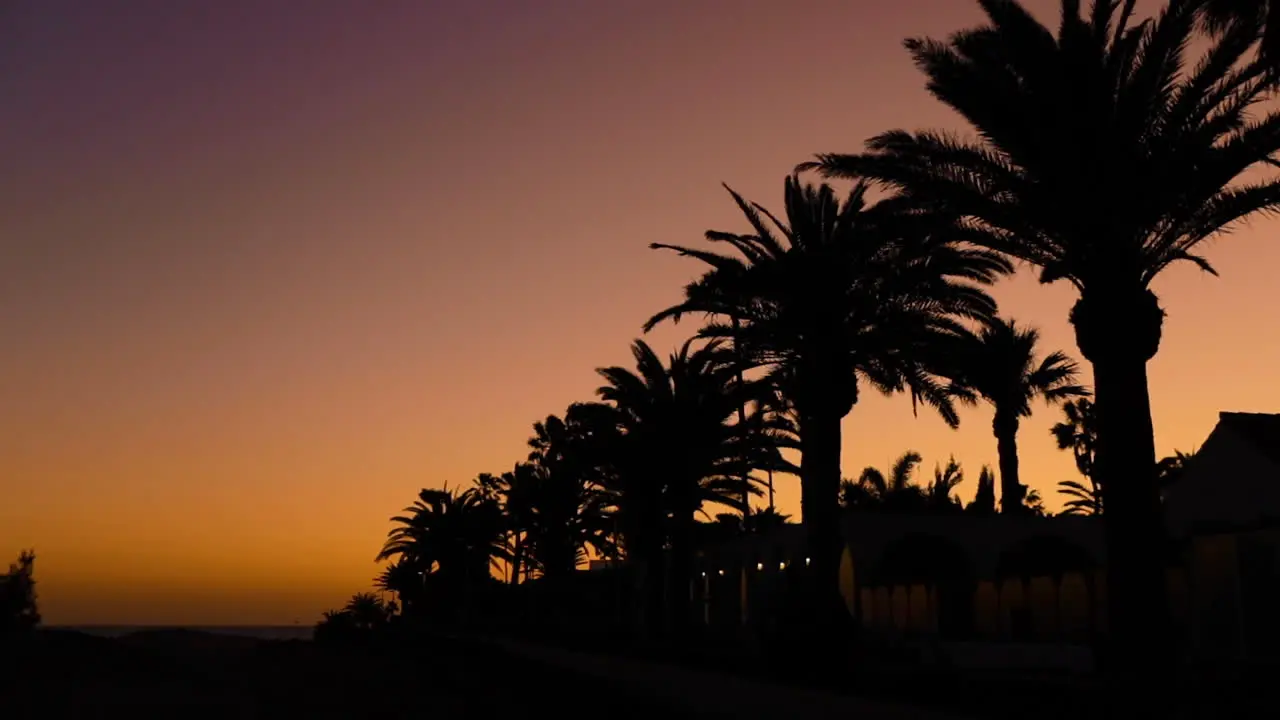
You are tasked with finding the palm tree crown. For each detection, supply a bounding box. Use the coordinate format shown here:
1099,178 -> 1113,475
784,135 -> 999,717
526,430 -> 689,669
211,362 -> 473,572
376,485 -> 503,584
647,175 -> 1010,424
807,1 -> 1280,314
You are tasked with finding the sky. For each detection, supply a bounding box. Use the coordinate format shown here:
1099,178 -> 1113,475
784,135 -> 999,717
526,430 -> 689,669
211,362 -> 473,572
3,0 -> 1277,626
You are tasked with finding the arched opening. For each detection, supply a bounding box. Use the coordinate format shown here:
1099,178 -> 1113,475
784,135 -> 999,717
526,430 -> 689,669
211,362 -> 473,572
872,533 -> 978,639
995,535 -> 1099,641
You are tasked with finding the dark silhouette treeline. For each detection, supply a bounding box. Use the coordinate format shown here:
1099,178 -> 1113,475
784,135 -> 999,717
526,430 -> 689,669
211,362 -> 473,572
8,1 -> 1279,717
315,3 -> 1280,716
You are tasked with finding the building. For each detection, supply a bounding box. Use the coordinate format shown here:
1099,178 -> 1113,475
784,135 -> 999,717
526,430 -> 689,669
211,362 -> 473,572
1165,412 -> 1280,661
689,412 -> 1280,668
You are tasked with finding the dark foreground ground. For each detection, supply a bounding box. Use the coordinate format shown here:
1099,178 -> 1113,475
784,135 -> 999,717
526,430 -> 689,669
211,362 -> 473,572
5,628 -> 1272,718
2,628 -> 721,719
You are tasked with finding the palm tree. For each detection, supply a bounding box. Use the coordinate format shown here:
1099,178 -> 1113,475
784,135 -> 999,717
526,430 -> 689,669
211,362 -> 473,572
373,559 -> 427,613
803,0 -> 1280,668
743,505 -> 794,533
344,593 -> 394,631
847,451 -> 929,514
1053,399 -> 1101,513
947,318 -> 1088,514
526,404 -> 628,572
475,465 -> 538,584
926,456 -> 966,514
313,609 -> 357,645
646,175 -> 1008,627
596,338 -> 782,634
376,485 -> 503,589
518,452 -> 612,581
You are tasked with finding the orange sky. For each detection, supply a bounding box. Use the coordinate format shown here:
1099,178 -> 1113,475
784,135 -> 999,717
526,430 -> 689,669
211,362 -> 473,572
3,0 -> 1277,625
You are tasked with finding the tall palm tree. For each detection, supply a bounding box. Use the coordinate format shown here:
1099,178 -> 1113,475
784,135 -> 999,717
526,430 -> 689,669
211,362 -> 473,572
948,318 -> 1088,514
520,413 -> 615,581
646,175 -> 1008,628
475,465 -> 539,584
596,338 -> 782,634
803,0 -> 1280,669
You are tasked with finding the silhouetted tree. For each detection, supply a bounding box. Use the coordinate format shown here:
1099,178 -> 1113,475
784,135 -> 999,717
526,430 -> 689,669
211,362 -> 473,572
376,484 -> 504,609
596,338 -> 783,635
744,505 -> 793,534
520,409 -> 618,581
313,609 -> 358,645
1157,449 -> 1198,496
844,451 -> 929,514
0,550 -> 40,640
475,465 -> 538,584
647,175 -> 1007,632
966,466 -> 997,516
374,559 -> 426,612
926,456 -> 966,514
345,592 -> 395,631
698,507 -> 795,549
804,0 -> 1280,675
1054,399 -> 1102,515
1022,488 -> 1047,517
1058,479 -> 1103,516
946,318 -> 1087,513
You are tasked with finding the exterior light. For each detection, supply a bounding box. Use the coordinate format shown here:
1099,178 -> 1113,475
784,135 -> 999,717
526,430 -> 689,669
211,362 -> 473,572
718,569 -> 725,576
805,557 -> 811,567
700,571 -> 706,577
779,561 -> 787,570
756,562 -> 764,571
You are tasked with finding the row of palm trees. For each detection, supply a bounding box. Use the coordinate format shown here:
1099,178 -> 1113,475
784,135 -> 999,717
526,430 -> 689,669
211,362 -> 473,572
795,0 -> 1280,678
325,1 -> 1279,686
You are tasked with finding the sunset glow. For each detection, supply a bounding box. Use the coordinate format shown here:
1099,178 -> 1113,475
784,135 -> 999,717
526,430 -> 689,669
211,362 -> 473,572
4,0 -> 1277,625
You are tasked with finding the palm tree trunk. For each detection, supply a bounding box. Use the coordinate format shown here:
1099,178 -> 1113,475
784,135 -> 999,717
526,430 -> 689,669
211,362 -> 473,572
1093,355 -> 1168,656
993,412 -> 1025,514
732,316 -> 751,517
1072,291 -> 1170,708
510,536 -> 524,585
667,503 -> 696,640
799,407 -> 851,638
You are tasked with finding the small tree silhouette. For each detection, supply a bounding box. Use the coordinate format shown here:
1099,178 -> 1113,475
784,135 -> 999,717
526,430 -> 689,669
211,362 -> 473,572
1054,399 -> 1103,515
965,466 -> 997,516
0,550 -> 40,639
944,318 -> 1087,514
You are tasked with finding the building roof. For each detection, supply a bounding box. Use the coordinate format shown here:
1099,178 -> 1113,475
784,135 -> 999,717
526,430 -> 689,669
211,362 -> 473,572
1219,412 -> 1280,466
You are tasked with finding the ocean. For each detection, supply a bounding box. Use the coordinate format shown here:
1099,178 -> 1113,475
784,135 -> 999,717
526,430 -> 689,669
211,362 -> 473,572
55,625 -> 314,641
